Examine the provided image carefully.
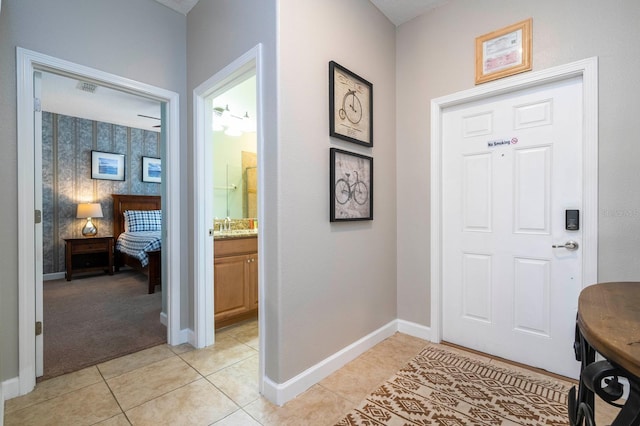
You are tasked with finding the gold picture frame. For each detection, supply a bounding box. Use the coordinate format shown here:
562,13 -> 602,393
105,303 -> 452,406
475,18 -> 532,84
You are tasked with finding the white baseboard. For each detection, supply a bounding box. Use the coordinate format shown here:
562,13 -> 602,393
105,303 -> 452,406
161,313 -> 191,347
262,319 -> 430,406
2,377 -> 19,401
397,319 -> 432,341
184,328 -> 196,347
43,272 -> 65,281
261,320 -> 397,405
2,319 -> 431,412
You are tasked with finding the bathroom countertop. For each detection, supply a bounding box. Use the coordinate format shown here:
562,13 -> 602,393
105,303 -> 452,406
213,230 -> 258,240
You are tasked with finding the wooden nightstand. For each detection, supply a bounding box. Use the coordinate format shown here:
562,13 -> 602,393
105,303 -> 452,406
64,236 -> 114,281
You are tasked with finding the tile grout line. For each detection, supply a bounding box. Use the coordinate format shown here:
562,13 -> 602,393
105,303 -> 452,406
5,366 -> 105,416
101,353 -> 205,417
100,342 -> 256,423
96,361 -> 131,425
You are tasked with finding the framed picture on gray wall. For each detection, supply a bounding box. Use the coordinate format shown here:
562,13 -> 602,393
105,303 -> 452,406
329,61 -> 373,147
330,148 -> 373,222
91,150 -> 125,181
142,156 -> 162,183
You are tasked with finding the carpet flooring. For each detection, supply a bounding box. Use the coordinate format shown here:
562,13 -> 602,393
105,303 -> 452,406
336,345 -> 571,425
42,270 -> 166,380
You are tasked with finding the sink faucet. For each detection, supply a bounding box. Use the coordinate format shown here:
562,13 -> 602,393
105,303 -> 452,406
224,217 -> 231,231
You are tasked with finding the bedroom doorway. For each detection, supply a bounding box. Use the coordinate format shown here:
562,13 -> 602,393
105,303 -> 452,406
38,70 -> 167,379
17,47 -> 182,395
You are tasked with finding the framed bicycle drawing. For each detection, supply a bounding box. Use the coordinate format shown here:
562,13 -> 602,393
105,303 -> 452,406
330,148 -> 373,222
329,61 -> 373,147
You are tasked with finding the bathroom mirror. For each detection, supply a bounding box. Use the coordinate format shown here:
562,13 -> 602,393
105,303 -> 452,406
213,147 -> 257,219
212,75 -> 257,219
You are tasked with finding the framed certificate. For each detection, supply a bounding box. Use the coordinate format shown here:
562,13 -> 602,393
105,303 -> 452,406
329,61 -> 373,147
475,19 -> 532,84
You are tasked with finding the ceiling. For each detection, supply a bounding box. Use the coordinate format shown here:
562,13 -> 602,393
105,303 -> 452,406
41,72 -> 163,132
154,0 -> 447,26
40,71 -> 254,134
41,1 -> 443,132
368,0 -> 447,26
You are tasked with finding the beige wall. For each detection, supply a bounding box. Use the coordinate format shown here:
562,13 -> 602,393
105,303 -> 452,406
0,0 -> 187,382
277,0 -> 397,381
6,0 -> 638,397
188,0 -> 396,384
186,0 -> 280,378
396,0 -> 640,325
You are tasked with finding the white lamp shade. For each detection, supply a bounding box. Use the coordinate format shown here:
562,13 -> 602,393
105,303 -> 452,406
76,203 -> 103,219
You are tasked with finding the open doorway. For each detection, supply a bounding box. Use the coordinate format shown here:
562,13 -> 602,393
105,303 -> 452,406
192,44 -> 266,394
210,75 -> 258,331
38,70 -> 167,380
17,47 -> 182,396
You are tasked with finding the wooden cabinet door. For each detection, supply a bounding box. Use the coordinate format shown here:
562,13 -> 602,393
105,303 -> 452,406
214,254 -> 249,320
213,237 -> 259,329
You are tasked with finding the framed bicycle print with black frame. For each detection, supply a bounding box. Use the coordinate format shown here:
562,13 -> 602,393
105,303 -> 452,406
330,148 -> 373,222
329,61 -> 373,147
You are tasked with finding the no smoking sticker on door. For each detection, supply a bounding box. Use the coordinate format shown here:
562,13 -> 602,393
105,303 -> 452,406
487,137 -> 518,148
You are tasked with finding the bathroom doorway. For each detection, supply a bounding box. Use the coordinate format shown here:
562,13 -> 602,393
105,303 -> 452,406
192,45 -> 265,394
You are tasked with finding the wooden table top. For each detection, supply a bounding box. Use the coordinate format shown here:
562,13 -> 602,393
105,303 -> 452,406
578,282 -> 640,378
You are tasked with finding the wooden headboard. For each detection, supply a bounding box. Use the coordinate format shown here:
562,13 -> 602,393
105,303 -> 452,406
111,194 -> 162,240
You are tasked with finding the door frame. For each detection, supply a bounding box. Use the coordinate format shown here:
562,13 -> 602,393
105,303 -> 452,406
16,47 -> 182,395
430,57 -> 599,344
192,44 -> 265,391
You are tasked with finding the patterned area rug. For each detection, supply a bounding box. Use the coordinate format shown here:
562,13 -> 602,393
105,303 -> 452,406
336,346 -> 571,425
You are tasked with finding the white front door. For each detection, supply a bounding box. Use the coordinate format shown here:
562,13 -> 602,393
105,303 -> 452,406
442,76 -> 583,378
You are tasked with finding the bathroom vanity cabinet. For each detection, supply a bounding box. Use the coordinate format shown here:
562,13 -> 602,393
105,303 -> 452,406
214,236 -> 258,329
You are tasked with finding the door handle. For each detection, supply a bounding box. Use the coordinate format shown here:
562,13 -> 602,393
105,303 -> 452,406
552,241 -> 579,250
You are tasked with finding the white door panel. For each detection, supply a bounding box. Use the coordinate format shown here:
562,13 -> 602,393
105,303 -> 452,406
443,76 -> 583,378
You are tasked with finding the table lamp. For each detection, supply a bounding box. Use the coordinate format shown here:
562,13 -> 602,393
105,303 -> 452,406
76,203 -> 103,237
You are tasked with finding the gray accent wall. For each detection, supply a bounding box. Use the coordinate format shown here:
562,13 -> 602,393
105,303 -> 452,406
42,112 -> 160,274
0,0 -> 186,383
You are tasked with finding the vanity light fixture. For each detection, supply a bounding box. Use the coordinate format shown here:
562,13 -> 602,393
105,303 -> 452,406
241,112 -> 257,133
212,104 -> 256,137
